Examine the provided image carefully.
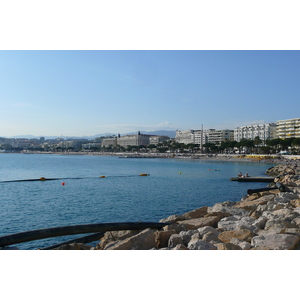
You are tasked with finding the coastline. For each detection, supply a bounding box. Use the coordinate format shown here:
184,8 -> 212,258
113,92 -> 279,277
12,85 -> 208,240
89,162 -> 300,250
5,150 -> 300,164
2,158 -> 300,250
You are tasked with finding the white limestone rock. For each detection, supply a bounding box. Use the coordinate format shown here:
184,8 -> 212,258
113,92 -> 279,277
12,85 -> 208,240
187,239 -> 217,250
179,230 -> 199,246
197,226 -> 220,238
218,216 -> 258,233
230,238 -> 251,250
208,201 -> 249,217
251,234 -> 300,250
168,234 -> 184,248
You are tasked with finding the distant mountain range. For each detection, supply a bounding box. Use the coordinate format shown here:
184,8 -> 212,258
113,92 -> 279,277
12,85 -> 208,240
8,130 -> 176,140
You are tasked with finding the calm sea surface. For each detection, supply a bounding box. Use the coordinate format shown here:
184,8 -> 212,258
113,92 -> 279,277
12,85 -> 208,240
0,153 -> 276,249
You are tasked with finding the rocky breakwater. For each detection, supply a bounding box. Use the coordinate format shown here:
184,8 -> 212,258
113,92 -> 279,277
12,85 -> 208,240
60,163 -> 300,250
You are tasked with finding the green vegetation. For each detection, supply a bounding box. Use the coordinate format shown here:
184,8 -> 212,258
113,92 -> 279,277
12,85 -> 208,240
1,136 -> 300,155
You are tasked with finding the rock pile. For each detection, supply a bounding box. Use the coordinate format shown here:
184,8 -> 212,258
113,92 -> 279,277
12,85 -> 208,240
62,163 -> 300,250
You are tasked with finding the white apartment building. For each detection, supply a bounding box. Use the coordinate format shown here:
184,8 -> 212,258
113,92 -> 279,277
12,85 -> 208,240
206,129 -> 234,145
175,130 -> 206,146
149,135 -> 170,145
234,123 -> 277,143
276,118 -> 300,139
175,130 -> 195,144
175,129 -> 233,146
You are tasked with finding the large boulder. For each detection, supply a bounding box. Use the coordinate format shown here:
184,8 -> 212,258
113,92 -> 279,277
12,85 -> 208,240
159,214 -> 185,223
253,216 -> 268,229
182,206 -> 208,219
105,228 -> 157,250
187,238 -> 217,250
197,226 -> 221,244
217,243 -> 242,250
179,230 -> 199,246
97,230 -> 140,250
208,201 -> 249,217
178,216 -> 219,229
155,230 -> 176,248
218,229 -> 255,243
251,234 -> 300,250
290,199 -> 300,207
197,226 -> 220,238
274,192 -> 300,204
168,234 -> 185,248
230,238 -> 251,250
162,223 -> 188,233
234,196 -> 272,212
218,216 -> 258,233
284,228 -> 300,237
202,231 -> 221,244
262,208 -> 300,231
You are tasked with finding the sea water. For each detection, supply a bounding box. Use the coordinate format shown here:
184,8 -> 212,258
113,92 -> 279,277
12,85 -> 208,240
0,153 -> 275,249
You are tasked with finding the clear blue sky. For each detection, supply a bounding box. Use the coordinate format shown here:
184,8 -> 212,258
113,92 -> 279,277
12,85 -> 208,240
1,50 -> 300,137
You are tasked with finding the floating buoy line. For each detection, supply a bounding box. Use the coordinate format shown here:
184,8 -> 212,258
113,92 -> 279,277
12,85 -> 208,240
0,174 -> 150,183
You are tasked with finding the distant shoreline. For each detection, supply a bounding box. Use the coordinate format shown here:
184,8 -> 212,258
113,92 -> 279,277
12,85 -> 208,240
2,151 -> 300,164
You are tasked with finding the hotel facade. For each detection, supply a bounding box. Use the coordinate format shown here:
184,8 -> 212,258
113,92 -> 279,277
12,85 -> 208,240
234,123 -> 277,143
276,118 -> 300,139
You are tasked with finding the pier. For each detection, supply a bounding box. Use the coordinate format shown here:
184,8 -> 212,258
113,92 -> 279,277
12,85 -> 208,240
230,177 -> 275,182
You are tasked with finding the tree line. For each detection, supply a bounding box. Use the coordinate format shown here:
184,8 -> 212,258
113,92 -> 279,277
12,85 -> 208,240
100,137 -> 300,154
2,136 -> 300,154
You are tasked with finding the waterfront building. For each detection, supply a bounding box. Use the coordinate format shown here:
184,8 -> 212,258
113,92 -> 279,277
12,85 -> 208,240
276,118 -> 300,139
117,131 -> 152,147
149,135 -> 170,145
206,129 -> 234,145
82,143 -> 102,150
175,129 -> 206,148
175,130 -> 195,144
234,123 -> 277,143
101,137 -> 117,148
